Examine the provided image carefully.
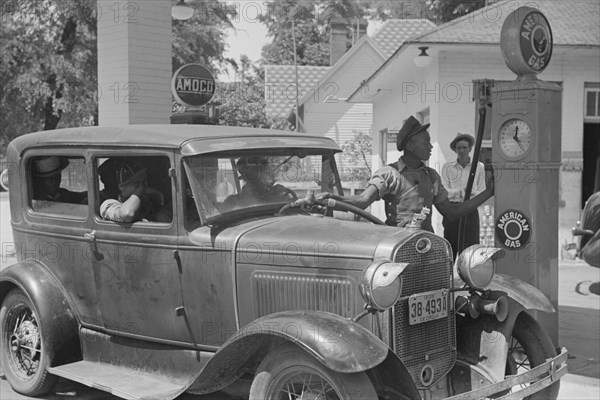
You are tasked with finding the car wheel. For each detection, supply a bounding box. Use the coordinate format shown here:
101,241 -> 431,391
249,343 -> 378,400
504,312 -> 560,400
0,168 -> 8,191
0,289 -> 58,396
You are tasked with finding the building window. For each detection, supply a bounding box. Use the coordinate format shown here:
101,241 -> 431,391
584,83 -> 600,122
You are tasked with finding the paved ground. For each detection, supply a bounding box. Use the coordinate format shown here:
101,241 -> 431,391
1,192 -> 598,399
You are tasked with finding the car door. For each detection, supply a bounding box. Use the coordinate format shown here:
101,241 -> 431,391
87,150 -> 191,344
18,150 -> 102,326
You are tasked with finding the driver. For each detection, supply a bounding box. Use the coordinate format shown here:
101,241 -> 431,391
221,156 -> 295,211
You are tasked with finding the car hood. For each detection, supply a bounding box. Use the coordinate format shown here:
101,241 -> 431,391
231,214 -> 401,268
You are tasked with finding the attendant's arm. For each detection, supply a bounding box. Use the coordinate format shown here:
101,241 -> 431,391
318,185 -> 380,210
436,167 -> 494,221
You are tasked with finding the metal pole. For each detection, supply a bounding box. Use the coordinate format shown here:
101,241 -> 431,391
291,18 -> 304,132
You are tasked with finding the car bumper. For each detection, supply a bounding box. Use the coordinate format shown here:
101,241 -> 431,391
446,347 -> 568,400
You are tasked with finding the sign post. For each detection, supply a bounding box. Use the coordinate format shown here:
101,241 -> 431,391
490,6 -> 562,343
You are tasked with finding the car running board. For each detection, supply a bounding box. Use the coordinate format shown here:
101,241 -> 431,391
48,361 -> 187,400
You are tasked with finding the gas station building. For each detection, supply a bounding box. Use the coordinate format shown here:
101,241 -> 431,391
345,0 -> 599,246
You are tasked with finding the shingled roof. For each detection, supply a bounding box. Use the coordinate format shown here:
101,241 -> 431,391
371,19 -> 436,57
409,0 -> 599,46
265,65 -> 330,118
265,19 -> 436,119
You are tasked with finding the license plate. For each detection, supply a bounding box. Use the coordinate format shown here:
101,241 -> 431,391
408,290 -> 448,325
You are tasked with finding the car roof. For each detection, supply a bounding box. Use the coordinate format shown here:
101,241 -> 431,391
9,125 -> 341,156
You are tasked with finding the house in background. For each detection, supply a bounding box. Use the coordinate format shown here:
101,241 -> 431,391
264,19 -> 435,178
348,0 -> 600,244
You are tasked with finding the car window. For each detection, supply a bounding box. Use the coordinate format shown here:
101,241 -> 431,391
29,156 -> 88,218
96,156 -> 173,223
184,151 -> 339,226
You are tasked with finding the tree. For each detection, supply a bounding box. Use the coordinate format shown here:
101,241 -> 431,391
258,0 -> 488,67
341,130 -> 372,182
172,0 -> 237,72
213,56 -> 287,129
259,0 -> 368,66
0,0 -> 98,150
425,0 -> 487,23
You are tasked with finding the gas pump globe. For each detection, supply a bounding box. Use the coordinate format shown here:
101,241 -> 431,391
490,6 -> 562,342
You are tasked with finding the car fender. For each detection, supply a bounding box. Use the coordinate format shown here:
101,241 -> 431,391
0,260 -> 81,366
455,280 -> 553,384
486,273 -> 555,313
187,310 -> 413,395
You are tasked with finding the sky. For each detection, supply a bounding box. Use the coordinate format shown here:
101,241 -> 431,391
217,3 -> 383,82
218,1 -> 270,82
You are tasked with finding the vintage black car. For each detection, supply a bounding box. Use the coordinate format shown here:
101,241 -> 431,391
572,190 -> 600,268
1,125 -> 567,399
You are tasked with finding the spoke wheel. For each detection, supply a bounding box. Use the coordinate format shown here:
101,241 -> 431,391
250,343 -> 378,400
502,312 -> 560,400
1,289 -> 57,396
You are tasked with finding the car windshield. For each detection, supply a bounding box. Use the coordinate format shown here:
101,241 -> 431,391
183,149 -> 342,225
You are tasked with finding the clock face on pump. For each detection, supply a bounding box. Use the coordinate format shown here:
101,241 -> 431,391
498,119 -> 533,160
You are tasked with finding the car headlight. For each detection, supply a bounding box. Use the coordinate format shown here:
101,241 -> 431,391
359,260 -> 408,311
456,245 -> 504,290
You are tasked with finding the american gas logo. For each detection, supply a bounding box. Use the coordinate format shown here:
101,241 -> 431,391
496,209 -> 532,249
519,11 -> 552,72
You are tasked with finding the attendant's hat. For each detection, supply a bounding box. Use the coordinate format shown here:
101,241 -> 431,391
450,132 -> 475,151
397,116 -> 430,151
33,156 -> 68,178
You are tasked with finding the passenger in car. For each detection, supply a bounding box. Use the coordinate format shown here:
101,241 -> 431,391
221,157 -> 294,211
99,160 -> 171,223
32,156 -> 87,204
98,158 -> 121,203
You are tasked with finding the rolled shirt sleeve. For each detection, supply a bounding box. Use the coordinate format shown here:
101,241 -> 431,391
100,198 -> 127,222
367,166 -> 402,199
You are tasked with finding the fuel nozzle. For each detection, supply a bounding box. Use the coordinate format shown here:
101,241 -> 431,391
406,207 -> 430,229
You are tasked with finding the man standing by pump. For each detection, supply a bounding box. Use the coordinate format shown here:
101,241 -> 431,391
442,133 -> 487,259
318,116 -> 494,236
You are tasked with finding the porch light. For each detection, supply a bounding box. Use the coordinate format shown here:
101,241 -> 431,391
414,46 -> 432,68
172,0 -> 194,20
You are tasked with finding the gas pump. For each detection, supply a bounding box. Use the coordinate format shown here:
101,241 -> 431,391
486,7 -> 562,343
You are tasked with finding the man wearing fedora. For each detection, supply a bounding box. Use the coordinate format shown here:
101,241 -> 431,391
318,116 -> 494,236
32,156 -> 87,204
442,133 -> 487,259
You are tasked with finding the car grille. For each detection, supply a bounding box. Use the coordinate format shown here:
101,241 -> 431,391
392,232 -> 455,388
252,272 -> 355,318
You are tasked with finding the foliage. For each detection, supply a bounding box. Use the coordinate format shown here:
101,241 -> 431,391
0,0 -> 98,150
341,130 -> 372,182
1,0 -> 237,155
172,0 -> 237,73
425,0 -> 487,23
257,0 -> 488,67
211,55 -> 288,130
362,0 -> 432,20
259,0 -> 368,66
